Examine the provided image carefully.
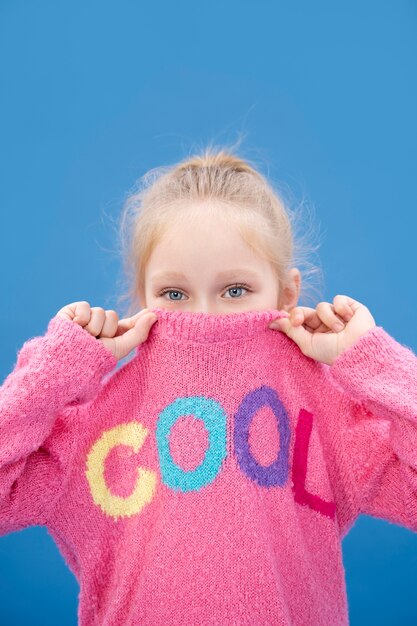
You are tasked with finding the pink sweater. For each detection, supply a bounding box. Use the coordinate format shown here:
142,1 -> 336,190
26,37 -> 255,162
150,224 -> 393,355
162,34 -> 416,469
1,307 -> 417,625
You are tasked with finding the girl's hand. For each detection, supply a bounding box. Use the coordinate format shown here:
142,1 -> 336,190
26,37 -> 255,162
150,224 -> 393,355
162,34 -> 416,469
56,301 -> 158,362
269,295 -> 376,366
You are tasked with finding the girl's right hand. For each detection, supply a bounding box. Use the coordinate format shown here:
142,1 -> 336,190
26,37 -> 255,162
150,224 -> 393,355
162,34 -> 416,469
55,301 -> 158,362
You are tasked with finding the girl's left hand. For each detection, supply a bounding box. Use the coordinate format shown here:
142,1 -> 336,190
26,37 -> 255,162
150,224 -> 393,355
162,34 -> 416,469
269,295 -> 376,366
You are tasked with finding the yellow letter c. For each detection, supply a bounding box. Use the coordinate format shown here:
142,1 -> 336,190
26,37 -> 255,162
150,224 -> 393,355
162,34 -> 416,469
85,422 -> 157,521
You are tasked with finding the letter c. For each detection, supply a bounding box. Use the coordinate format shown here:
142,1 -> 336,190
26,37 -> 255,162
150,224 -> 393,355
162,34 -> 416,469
85,422 -> 157,520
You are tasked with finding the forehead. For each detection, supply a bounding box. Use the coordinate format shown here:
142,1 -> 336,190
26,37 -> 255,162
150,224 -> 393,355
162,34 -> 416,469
150,268 -> 262,283
157,201 -> 260,249
145,201 -> 270,278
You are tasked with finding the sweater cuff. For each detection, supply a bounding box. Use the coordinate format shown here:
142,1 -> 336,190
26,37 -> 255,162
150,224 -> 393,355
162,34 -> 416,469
328,326 -> 402,399
47,316 -> 118,376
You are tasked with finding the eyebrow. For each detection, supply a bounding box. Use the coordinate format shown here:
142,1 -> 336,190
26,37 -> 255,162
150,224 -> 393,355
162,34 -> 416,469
151,269 -> 261,282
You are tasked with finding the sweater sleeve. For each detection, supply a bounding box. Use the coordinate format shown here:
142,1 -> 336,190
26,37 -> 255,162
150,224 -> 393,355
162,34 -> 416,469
326,325 -> 417,537
0,315 -> 118,535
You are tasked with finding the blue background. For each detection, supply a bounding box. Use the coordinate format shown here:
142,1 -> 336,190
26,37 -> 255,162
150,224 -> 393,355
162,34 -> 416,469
1,1 -> 416,624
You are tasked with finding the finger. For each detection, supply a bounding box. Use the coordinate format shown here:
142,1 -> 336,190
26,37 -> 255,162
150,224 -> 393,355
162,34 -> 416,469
57,301 -> 91,324
115,308 -> 156,336
270,313 -> 312,344
290,306 -> 322,330
97,310 -> 119,338
113,311 -> 158,356
271,307 -> 326,334
84,307 -> 106,336
72,301 -> 92,325
333,295 -> 356,320
315,301 -> 346,332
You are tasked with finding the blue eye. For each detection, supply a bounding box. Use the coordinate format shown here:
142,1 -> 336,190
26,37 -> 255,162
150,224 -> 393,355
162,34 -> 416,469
158,284 -> 251,301
225,285 -> 248,298
164,290 -> 184,301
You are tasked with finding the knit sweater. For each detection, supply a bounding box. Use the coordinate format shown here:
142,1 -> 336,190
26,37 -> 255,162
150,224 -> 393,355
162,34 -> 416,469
1,307 -> 417,626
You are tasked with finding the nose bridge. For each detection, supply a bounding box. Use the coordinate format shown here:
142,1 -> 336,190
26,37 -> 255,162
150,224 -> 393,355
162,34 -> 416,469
191,292 -> 218,314
192,299 -> 212,314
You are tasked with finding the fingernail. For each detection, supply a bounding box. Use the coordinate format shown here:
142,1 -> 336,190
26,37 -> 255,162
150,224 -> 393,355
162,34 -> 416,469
334,322 -> 344,331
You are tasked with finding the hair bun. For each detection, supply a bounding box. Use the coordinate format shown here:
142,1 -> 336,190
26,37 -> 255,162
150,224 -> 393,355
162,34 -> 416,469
177,149 -> 258,177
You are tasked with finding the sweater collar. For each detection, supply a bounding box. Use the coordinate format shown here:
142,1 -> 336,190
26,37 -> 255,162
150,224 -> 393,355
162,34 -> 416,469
143,307 -> 290,344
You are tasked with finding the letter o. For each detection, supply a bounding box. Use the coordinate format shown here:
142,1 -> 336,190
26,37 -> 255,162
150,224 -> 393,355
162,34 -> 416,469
156,396 -> 227,493
234,385 -> 290,487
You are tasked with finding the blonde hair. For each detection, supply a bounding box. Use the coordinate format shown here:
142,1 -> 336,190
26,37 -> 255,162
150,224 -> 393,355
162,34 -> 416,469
113,141 -> 324,317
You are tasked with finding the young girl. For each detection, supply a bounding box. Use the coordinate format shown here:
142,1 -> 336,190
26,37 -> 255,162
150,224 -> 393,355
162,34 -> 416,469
1,147 -> 416,626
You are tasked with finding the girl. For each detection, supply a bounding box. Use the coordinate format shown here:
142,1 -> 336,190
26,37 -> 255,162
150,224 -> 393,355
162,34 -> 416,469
1,147 -> 416,626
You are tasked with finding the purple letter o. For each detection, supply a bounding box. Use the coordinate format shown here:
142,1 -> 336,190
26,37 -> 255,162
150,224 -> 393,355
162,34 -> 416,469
234,385 -> 290,487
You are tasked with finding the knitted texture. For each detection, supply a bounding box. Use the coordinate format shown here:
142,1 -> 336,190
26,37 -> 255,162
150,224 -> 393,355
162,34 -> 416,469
1,307 -> 417,625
